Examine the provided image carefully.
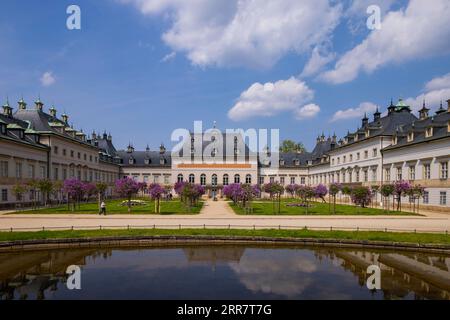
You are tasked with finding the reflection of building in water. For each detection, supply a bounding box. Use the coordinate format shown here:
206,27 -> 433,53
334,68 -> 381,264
333,250 -> 450,300
183,246 -> 245,265
0,249 -> 111,300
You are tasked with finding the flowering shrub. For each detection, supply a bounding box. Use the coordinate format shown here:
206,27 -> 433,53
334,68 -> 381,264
285,184 -> 299,198
351,186 -> 372,208
114,177 -> 140,212
314,184 -> 328,202
148,183 -> 165,213
393,180 -> 412,211
63,178 -> 85,211
328,183 -> 342,214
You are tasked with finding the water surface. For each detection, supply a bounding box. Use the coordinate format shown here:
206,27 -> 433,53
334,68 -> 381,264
1,244 -> 449,300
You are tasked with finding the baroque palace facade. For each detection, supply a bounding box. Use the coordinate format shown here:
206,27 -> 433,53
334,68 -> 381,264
0,97 -> 449,211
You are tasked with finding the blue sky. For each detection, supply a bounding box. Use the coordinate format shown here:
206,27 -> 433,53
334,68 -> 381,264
1,0 -> 450,150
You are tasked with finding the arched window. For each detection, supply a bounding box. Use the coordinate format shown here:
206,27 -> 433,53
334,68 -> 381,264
189,174 -> 195,183
200,174 -> 206,186
245,174 -> 252,184
223,174 -> 229,186
234,174 -> 240,184
212,174 -> 218,186
177,174 -> 184,183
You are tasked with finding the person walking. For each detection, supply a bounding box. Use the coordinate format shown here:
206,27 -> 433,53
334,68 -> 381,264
100,201 -> 106,215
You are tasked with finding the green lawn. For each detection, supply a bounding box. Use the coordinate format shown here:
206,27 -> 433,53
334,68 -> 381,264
229,200 -> 420,216
0,228 -> 448,245
14,199 -> 204,215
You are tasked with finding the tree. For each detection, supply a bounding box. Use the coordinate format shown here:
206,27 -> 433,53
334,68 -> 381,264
263,182 -> 284,214
351,186 -> 372,208
285,184 -> 299,198
393,180 -> 411,211
342,186 -> 352,203
148,183 -> 164,213
279,140 -> 305,153
95,182 -> 108,211
12,183 -> 28,209
329,183 -> 341,214
114,177 -> 140,212
63,178 -> 84,211
380,184 -> 394,212
26,179 -> 39,210
314,184 -> 328,203
52,181 -> 63,205
82,182 -> 97,203
296,185 -> 315,214
223,183 -> 243,205
38,179 -> 54,206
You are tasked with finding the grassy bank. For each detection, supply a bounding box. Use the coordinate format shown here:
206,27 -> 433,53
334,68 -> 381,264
230,200 -> 420,216
13,199 -> 204,215
0,228 -> 448,245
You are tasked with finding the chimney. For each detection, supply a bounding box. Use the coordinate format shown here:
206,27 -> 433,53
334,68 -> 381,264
35,98 -> 44,111
49,106 -> 57,118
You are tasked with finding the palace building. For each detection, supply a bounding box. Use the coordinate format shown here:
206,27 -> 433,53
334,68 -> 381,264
0,97 -> 449,211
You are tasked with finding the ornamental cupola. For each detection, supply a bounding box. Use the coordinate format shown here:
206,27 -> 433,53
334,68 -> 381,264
418,100 -> 430,120
387,98 -> 396,114
49,105 -> 57,118
18,97 -> 27,110
61,113 -> 69,124
34,97 -> 44,111
2,98 -> 12,117
436,101 -> 446,115
362,112 -> 369,127
159,143 -> 166,154
127,143 -> 134,153
373,107 -> 381,121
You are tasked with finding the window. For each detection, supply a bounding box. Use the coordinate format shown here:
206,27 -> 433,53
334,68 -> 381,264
234,174 -> 240,184
440,192 -> 447,205
1,189 -> 7,202
164,176 -> 170,184
407,132 -> 414,142
54,167 -> 59,180
364,170 -> 368,182
364,150 -> 368,159
15,162 -> 22,178
423,191 -> 429,204
63,168 -> 67,180
223,174 -> 229,185
440,162 -> 448,179
245,174 -> 252,184
200,174 -> 206,186
409,166 -> 415,180
343,156 -> 346,163
212,174 -> 218,186
424,164 -> 431,180
143,176 -> 149,183
258,176 -> 264,185
70,150 -> 74,157
350,154 -> 353,162
0,161 -> 8,177
189,174 -> 195,183
77,152 -> 81,159
373,148 -> 377,157
356,170 -> 360,182
63,149 -> 67,156
54,146 -> 58,155
144,158 -> 150,165
84,154 -> 87,161
425,127 -> 433,138
153,175 -> 159,183
396,167 -> 402,181
269,177 -> 275,183
90,155 -> 93,162
356,153 -> 360,160
372,169 -> 377,181
280,176 -> 284,185
128,158 -> 134,165
337,157 -> 340,164
177,174 -> 184,183
290,177 -> 295,184
331,159 -> 335,166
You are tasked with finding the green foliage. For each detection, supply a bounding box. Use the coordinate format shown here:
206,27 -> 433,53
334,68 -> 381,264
279,140 -> 305,153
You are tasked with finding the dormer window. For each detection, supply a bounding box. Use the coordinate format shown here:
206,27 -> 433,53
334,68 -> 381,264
279,159 -> 285,166
407,132 -> 414,142
128,158 -> 134,165
425,127 -> 433,138
392,136 -> 397,145
160,158 -> 166,165
294,159 -> 300,166
144,158 -> 150,165
365,129 -> 370,138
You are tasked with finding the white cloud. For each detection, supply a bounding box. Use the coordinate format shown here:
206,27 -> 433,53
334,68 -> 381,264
228,77 -> 314,121
40,71 -> 56,87
294,103 -> 320,120
300,46 -> 335,78
122,0 -> 342,69
330,102 -> 377,122
321,0 -> 450,84
424,72 -> 450,92
404,72 -> 450,113
161,51 -> 176,62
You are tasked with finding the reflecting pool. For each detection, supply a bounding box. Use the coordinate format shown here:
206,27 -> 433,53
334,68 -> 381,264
1,245 -> 449,300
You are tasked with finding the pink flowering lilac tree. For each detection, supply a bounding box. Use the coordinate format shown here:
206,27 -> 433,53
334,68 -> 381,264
114,177 -> 140,212
148,183 -> 164,213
